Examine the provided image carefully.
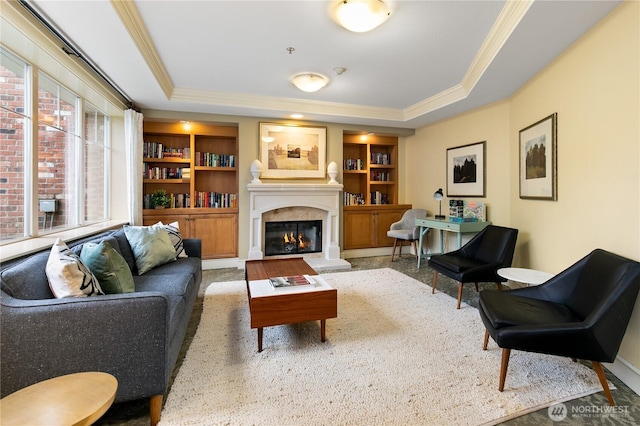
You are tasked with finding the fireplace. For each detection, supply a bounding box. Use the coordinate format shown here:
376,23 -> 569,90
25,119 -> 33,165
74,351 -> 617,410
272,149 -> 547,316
264,220 -> 322,256
247,181 -> 350,270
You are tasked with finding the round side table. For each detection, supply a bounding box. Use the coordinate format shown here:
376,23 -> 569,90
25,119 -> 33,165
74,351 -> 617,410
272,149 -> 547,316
0,372 -> 117,426
497,267 -> 553,286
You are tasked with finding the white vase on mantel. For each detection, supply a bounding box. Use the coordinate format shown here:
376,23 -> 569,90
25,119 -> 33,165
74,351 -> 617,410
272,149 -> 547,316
327,161 -> 339,184
250,159 -> 263,184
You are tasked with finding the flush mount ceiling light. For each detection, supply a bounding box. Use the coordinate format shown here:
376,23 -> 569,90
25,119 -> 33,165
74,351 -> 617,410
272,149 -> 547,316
290,72 -> 329,93
332,0 -> 391,33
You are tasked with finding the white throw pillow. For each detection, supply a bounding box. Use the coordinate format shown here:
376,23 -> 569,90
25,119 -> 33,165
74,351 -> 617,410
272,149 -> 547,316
156,221 -> 187,258
46,238 -> 104,298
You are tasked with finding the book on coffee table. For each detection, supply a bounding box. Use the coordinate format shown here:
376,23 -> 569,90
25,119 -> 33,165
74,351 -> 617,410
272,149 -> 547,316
269,275 -> 316,288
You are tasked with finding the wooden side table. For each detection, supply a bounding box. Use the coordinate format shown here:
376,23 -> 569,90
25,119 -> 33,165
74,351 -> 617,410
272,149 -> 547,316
0,372 -> 117,426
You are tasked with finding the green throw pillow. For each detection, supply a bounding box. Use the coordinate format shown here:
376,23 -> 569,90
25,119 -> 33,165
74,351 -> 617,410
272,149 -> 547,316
80,241 -> 135,293
123,224 -> 177,275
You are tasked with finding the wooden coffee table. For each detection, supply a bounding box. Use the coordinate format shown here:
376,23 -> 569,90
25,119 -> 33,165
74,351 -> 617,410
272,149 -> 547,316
0,371 -> 117,426
245,258 -> 337,352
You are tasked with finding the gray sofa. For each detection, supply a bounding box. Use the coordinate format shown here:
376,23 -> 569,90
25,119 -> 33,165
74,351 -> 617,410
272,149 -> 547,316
0,228 -> 202,425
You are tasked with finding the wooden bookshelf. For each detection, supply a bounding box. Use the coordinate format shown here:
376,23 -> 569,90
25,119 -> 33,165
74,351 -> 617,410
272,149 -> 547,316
342,133 -> 410,249
142,121 -> 238,259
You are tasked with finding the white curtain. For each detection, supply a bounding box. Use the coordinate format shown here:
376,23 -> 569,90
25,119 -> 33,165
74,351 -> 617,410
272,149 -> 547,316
124,109 -> 144,225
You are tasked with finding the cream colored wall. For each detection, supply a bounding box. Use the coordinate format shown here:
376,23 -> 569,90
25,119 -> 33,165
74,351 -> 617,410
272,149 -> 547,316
511,0 -> 640,381
404,100 -> 511,250
405,0 -> 640,392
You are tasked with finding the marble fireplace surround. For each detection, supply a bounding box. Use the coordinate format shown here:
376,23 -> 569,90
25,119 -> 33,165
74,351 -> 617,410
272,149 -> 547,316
247,182 -> 350,270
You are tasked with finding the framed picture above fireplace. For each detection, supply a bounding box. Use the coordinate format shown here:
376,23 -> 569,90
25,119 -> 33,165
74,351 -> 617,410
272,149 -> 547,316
259,123 -> 327,179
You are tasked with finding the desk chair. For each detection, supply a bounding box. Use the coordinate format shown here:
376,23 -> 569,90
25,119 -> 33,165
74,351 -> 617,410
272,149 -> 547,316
387,209 -> 427,262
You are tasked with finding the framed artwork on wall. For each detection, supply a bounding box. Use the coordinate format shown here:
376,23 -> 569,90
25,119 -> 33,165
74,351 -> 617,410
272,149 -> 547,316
446,141 -> 486,197
259,123 -> 327,179
519,113 -> 558,200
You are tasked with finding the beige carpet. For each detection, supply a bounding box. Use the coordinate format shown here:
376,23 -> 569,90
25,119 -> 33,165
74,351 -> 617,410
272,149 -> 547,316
159,268 -> 607,426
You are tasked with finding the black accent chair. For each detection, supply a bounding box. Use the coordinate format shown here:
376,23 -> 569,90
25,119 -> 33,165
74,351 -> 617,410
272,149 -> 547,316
479,249 -> 640,405
428,225 -> 518,309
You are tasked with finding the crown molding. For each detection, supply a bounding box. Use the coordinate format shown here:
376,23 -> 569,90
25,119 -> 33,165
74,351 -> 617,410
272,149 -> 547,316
110,0 -> 173,99
462,0 -> 533,94
112,0 -> 532,125
171,87 -> 405,122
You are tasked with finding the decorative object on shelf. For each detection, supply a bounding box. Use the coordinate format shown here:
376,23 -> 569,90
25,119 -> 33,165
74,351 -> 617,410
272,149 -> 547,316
327,161 -> 339,184
449,199 -> 464,221
259,123 -> 327,179
151,190 -> 171,209
464,201 -> 486,222
433,188 -> 446,219
332,0 -> 391,33
290,72 -> 329,93
446,141 -> 486,197
519,113 -> 558,200
250,159 -> 263,184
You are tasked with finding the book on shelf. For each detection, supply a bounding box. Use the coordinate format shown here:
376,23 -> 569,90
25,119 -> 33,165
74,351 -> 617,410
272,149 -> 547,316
269,275 -> 316,288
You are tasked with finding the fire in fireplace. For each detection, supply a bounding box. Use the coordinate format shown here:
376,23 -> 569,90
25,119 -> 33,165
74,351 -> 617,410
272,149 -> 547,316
264,220 -> 322,256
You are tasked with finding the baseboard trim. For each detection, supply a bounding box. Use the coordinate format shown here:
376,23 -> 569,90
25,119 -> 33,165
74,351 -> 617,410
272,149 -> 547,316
202,258 -> 244,270
607,355 -> 640,396
342,247 -> 393,258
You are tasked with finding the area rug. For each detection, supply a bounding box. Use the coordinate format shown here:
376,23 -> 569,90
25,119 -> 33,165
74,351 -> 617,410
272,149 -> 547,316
159,268 -> 607,426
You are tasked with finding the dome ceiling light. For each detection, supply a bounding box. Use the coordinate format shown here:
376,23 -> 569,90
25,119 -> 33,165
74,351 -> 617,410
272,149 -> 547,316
332,0 -> 391,33
290,72 -> 329,93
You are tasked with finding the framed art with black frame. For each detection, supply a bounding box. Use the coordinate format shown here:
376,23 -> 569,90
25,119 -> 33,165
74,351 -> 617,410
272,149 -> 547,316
446,141 -> 486,197
519,113 -> 557,200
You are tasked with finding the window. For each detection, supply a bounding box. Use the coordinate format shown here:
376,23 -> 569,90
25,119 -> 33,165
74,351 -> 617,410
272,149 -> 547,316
37,72 -> 80,233
84,103 -> 110,224
0,47 -> 111,244
0,49 -> 29,243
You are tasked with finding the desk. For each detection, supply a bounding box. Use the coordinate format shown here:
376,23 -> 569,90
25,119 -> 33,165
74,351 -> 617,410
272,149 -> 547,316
497,267 -> 553,286
416,218 -> 491,268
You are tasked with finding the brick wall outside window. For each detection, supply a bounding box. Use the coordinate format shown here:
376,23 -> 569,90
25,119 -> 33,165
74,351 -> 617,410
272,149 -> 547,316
1,50 -> 110,244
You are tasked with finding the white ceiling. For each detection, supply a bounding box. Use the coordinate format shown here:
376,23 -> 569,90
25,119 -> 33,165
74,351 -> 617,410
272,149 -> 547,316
29,0 -> 621,129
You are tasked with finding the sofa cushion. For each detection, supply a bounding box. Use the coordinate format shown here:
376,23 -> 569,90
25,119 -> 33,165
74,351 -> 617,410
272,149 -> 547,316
123,224 -> 177,275
80,241 -> 135,294
134,273 -> 193,296
46,239 -> 104,298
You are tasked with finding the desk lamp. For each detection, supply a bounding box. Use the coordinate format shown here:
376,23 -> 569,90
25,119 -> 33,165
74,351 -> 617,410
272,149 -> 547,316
433,188 -> 446,219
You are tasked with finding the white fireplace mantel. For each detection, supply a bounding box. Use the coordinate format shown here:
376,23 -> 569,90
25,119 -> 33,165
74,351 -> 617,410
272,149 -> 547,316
247,182 -> 344,263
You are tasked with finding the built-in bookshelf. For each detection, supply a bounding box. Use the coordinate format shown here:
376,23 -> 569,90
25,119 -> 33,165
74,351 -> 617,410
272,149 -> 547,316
142,121 -> 239,259
342,134 -> 398,206
342,133 -> 411,250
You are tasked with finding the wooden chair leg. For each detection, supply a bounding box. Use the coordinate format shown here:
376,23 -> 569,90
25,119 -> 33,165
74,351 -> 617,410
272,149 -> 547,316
432,271 -> 438,294
592,361 -> 615,406
391,239 -> 398,261
150,394 -> 163,426
474,282 -> 479,292
456,282 -> 463,309
499,348 -> 511,391
496,282 -> 504,291
412,240 -> 418,260
483,329 -> 489,350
